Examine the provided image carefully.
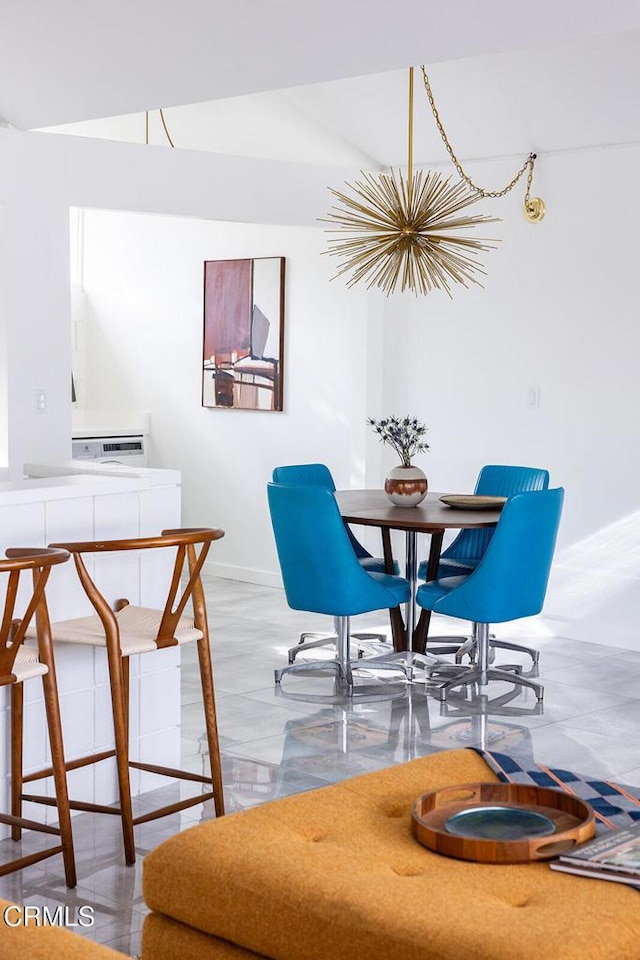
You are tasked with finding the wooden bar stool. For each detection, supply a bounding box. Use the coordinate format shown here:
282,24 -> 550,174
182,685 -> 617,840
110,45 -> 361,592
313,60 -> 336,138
22,528 -> 225,865
0,547 -> 76,887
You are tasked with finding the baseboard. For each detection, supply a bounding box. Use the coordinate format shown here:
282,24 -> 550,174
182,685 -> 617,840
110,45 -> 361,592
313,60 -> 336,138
203,559 -> 282,589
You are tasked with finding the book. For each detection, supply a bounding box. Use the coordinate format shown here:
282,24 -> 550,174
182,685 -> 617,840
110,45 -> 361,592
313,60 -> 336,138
549,821 -> 640,888
550,859 -> 640,888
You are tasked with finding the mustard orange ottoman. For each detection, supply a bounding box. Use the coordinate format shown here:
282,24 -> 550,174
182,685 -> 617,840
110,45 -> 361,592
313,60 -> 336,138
0,900 -> 127,960
142,749 -> 640,960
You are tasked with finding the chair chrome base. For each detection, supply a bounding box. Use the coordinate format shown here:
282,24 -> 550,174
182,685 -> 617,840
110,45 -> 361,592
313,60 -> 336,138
426,622 -> 539,667
361,649 -> 439,679
488,638 -> 540,665
427,623 -> 544,703
288,620 -> 388,664
276,616 -> 412,695
289,631 -> 336,663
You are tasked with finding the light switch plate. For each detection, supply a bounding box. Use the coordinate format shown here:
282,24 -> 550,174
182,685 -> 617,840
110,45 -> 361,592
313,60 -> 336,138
34,388 -> 47,414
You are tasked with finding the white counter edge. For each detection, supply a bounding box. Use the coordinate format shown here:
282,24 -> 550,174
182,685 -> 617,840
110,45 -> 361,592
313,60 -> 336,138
24,461 -> 181,487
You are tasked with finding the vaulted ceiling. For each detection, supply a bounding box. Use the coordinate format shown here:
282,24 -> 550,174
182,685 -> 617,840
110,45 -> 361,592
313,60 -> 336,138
2,0 -> 639,168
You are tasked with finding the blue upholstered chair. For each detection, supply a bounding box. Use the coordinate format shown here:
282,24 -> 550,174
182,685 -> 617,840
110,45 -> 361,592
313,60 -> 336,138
416,487 -> 564,702
272,464 -> 397,663
420,465 -> 549,665
267,482 -> 412,693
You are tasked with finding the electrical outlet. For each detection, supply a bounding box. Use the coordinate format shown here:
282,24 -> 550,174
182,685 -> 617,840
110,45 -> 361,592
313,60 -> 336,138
34,388 -> 47,415
527,385 -> 540,409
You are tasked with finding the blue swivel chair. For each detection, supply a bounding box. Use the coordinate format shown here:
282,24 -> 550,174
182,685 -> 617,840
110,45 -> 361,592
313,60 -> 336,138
420,465 -> 549,665
267,482 -> 412,693
272,464 -> 398,663
416,487 -> 564,703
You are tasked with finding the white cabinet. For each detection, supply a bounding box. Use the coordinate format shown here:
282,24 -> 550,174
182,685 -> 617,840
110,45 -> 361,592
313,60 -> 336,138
0,471 -> 182,827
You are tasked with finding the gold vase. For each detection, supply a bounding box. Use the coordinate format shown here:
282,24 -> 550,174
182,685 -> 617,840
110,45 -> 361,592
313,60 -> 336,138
384,465 -> 428,507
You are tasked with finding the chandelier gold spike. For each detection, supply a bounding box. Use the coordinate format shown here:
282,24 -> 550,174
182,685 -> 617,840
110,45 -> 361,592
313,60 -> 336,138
322,67 -> 498,297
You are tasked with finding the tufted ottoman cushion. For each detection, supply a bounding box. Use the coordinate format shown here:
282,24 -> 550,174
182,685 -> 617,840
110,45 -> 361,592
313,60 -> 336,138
0,900 -> 126,960
142,749 -> 640,960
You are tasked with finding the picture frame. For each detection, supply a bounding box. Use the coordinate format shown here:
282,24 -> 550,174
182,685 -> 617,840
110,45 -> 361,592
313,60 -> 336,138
202,256 -> 285,411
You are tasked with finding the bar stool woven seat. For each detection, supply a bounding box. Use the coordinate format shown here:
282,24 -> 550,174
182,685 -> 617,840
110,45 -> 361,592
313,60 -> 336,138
48,605 -> 203,655
10,647 -> 49,682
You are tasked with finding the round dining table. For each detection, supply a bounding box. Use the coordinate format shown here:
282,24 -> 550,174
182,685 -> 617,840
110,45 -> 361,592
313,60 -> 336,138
335,490 -> 503,655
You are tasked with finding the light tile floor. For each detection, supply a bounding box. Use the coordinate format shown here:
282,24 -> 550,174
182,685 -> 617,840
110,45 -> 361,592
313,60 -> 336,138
2,575 -> 640,955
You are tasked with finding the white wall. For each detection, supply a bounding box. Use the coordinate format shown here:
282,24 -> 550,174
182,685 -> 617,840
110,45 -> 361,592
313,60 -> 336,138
78,209 -> 379,583
0,141 -> 73,471
0,127 -> 359,476
383,144 -> 640,647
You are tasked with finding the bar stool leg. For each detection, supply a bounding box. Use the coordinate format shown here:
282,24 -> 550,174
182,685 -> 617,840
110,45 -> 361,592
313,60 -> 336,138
41,667 -> 77,887
191,554 -> 225,818
10,683 -> 23,842
107,646 -> 136,865
197,637 -> 225,817
122,656 -> 130,741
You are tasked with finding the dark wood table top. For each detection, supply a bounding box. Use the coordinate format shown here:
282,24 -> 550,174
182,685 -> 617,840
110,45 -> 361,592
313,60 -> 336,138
336,490 -> 502,532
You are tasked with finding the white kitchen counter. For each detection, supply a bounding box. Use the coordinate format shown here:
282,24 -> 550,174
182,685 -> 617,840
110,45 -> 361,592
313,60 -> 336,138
24,460 -> 181,488
0,473 -> 143,503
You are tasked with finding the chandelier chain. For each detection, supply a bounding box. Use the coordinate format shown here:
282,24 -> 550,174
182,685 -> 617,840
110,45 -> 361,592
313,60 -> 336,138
420,65 -> 536,202
159,108 -> 175,148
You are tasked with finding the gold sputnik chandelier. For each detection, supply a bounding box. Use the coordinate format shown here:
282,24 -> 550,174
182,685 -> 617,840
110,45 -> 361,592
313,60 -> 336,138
323,66 -> 544,297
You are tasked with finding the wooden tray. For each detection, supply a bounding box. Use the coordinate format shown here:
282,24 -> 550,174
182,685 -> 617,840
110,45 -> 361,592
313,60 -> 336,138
439,495 -> 507,511
412,782 -> 596,864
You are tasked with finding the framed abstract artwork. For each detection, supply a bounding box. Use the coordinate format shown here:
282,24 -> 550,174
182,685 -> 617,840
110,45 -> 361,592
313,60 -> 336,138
202,256 -> 285,411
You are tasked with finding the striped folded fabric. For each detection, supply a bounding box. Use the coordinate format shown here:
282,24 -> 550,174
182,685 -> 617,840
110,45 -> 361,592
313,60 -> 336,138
475,748 -> 640,835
